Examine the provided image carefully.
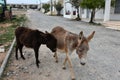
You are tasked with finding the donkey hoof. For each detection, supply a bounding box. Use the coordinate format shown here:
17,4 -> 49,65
16,58 -> 19,60
23,58 -> 26,60
38,60 -> 41,63
53,55 -> 55,57
72,78 -> 75,80
22,57 -> 25,60
62,66 -> 66,70
36,61 -> 40,68
55,60 -> 58,63
36,64 -> 39,68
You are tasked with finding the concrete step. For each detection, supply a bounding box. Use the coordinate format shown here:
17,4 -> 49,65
102,21 -> 120,30
103,21 -> 120,26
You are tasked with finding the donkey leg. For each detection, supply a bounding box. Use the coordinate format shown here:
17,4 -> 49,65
19,44 -> 25,60
53,52 -> 56,57
53,52 -> 58,63
62,49 -> 68,69
34,46 -> 40,68
62,57 -> 68,69
15,44 -> 19,60
65,53 -> 75,80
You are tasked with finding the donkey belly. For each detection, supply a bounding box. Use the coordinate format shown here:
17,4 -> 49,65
57,48 -> 66,53
20,35 -> 35,48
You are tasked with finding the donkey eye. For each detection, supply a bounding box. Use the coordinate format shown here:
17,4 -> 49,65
79,48 -> 85,52
79,49 -> 83,52
54,48 -> 56,51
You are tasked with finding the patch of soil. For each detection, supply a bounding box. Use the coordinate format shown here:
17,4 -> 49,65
0,10 -> 26,68
0,23 -> 12,66
0,23 -> 12,28
0,23 -> 12,34
0,52 -> 6,66
0,30 -> 6,35
0,42 -> 11,67
12,10 -> 26,17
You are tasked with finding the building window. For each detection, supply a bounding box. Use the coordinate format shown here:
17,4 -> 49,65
114,0 -> 120,14
66,10 -> 71,15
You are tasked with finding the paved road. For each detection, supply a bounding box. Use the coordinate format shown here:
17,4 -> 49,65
3,10 -> 120,80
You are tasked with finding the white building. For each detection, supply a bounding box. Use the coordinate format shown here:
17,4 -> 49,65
63,0 -> 77,19
63,0 -> 120,21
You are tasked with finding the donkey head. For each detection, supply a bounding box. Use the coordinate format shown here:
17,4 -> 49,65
45,31 -> 57,52
76,31 -> 95,65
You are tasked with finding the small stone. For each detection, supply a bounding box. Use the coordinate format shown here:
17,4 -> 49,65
24,70 -> 29,73
0,46 -> 5,53
29,72 -> 32,74
24,67 -> 28,70
23,53 -> 25,55
12,71 -> 16,74
39,72 -> 42,75
45,74 -> 50,77
15,64 -> 18,66
16,74 -> 18,76
7,72 -> 10,76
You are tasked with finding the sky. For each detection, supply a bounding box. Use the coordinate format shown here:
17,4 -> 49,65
7,0 -> 50,4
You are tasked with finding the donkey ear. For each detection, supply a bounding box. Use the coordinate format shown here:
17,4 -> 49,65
87,31 -> 95,42
45,31 -> 49,34
79,31 -> 84,39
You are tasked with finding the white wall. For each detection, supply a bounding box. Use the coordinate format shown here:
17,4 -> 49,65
110,7 -> 120,20
63,0 -> 120,20
63,2 -> 77,19
81,8 -> 120,20
95,8 -> 120,20
81,9 -> 90,19
95,9 -> 104,19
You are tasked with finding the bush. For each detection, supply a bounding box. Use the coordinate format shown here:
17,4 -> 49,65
42,4 -> 50,13
54,2 -> 63,16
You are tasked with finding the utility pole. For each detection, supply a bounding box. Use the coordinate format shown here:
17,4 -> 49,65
104,0 -> 111,21
39,0 -> 41,8
51,0 -> 53,15
38,0 -> 41,10
4,0 -> 6,9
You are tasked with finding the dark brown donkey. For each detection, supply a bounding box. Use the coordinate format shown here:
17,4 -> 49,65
51,26 -> 95,80
15,27 -> 57,68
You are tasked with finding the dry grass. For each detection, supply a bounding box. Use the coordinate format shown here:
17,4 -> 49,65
0,10 -> 27,67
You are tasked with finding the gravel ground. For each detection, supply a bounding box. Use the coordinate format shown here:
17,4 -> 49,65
1,10 -> 120,80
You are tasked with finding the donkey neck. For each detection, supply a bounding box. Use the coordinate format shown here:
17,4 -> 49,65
65,32 -> 79,51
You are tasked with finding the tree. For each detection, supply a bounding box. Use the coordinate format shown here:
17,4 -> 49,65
80,0 -> 105,23
111,0 -> 116,7
70,0 -> 82,21
42,4 -> 50,13
54,2 -> 63,16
